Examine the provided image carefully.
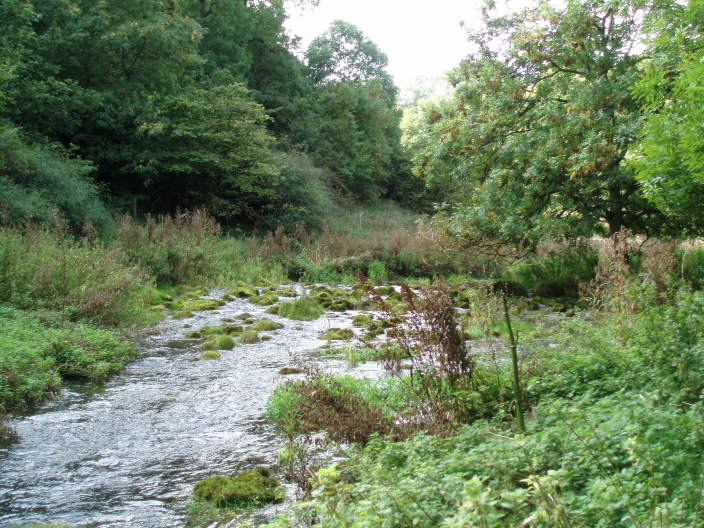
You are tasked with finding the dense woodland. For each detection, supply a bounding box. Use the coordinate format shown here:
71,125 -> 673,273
2,0 -> 704,527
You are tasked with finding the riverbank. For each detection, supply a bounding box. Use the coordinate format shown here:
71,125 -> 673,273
261,282 -> 704,528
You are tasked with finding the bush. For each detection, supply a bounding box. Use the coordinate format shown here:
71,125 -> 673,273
683,247 -> 704,290
0,305 -> 135,412
0,224 -> 154,325
277,296 -> 325,320
505,247 -> 598,294
0,126 -> 114,234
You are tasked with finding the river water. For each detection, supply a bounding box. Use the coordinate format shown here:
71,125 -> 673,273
0,292 -> 375,527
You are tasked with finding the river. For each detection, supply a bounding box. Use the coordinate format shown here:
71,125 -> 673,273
0,291 -> 375,527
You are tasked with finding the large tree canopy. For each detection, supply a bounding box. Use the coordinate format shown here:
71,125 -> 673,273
630,0 -> 704,234
418,0 -> 667,246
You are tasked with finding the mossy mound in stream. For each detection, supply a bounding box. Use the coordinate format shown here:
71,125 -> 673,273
200,350 -> 221,360
320,328 -> 354,341
193,467 -> 284,508
235,312 -> 253,320
277,297 -> 325,321
249,318 -> 283,331
202,335 -> 236,351
227,286 -> 259,299
248,293 -> 279,306
265,304 -> 280,314
276,287 -> 298,297
239,330 -> 260,344
312,286 -> 358,312
179,298 -> 226,312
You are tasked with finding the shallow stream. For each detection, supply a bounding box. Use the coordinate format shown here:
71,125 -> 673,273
0,292 -> 375,527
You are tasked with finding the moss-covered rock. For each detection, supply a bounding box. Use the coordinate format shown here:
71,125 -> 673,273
249,293 -> 279,306
239,330 -> 260,344
261,335 -> 272,341
202,335 -> 236,351
200,350 -> 222,360
362,327 -> 385,342
278,297 -> 325,321
180,298 -> 226,312
173,309 -> 194,319
249,318 -> 284,331
193,467 -> 283,508
320,328 -> 354,341
276,288 -> 298,297
228,286 -> 258,299
265,304 -> 280,315
185,330 -> 203,339
222,325 -> 243,335
279,367 -> 303,375
236,312 -> 253,320
373,286 -> 396,296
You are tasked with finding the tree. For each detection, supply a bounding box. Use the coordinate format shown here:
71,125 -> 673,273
306,20 -> 396,98
420,0 -> 663,246
131,82 -> 279,225
630,0 -> 704,235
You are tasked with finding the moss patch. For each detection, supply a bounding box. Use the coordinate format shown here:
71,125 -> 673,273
179,298 -> 226,312
200,350 -> 221,360
239,330 -> 260,344
249,293 -> 279,306
277,297 -> 325,321
193,467 -> 283,508
202,335 -> 236,351
249,318 -> 284,332
320,328 -> 354,341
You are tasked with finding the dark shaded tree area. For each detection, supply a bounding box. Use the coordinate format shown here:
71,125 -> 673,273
0,0 -> 416,232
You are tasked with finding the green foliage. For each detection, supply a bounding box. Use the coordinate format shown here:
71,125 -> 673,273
683,248 -> 704,290
0,304 -> 134,412
277,296 -> 325,321
419,0 -> 663,244
631,0 -> 704,234
133,83 -> 280,226
0,224 -> 154,325
504,247 -> 598,293
265,285 -> 704,528
193,467 -> 283,508
0,126 -> 113,233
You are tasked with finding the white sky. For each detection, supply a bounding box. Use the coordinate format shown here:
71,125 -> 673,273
284,0 -> 488,95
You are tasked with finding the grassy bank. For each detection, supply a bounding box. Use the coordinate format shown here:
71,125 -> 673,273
0,204 -> 477,429
262,278 -> 704,528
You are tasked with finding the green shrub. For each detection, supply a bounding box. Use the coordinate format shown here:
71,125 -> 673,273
683,247 -> 704,290
0,225 -> 154,325
0,126 -> 114,234
505,247 -> 598,293
0,305 -> 135,412
277,296 -> 325,320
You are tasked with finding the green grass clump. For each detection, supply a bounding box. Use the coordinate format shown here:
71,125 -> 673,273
277,296 -> 325,321
239,330 -> 260,344
263,285 -> 704,528
201,335 -> 235,351
320,328 -> 354,341
178,298 -> 225,312
0,305 -> 135,412
249,318 -> 284,331
193,468 -> 283,508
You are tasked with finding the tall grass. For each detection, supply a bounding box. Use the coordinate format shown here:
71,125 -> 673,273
0,221 -> 153,325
